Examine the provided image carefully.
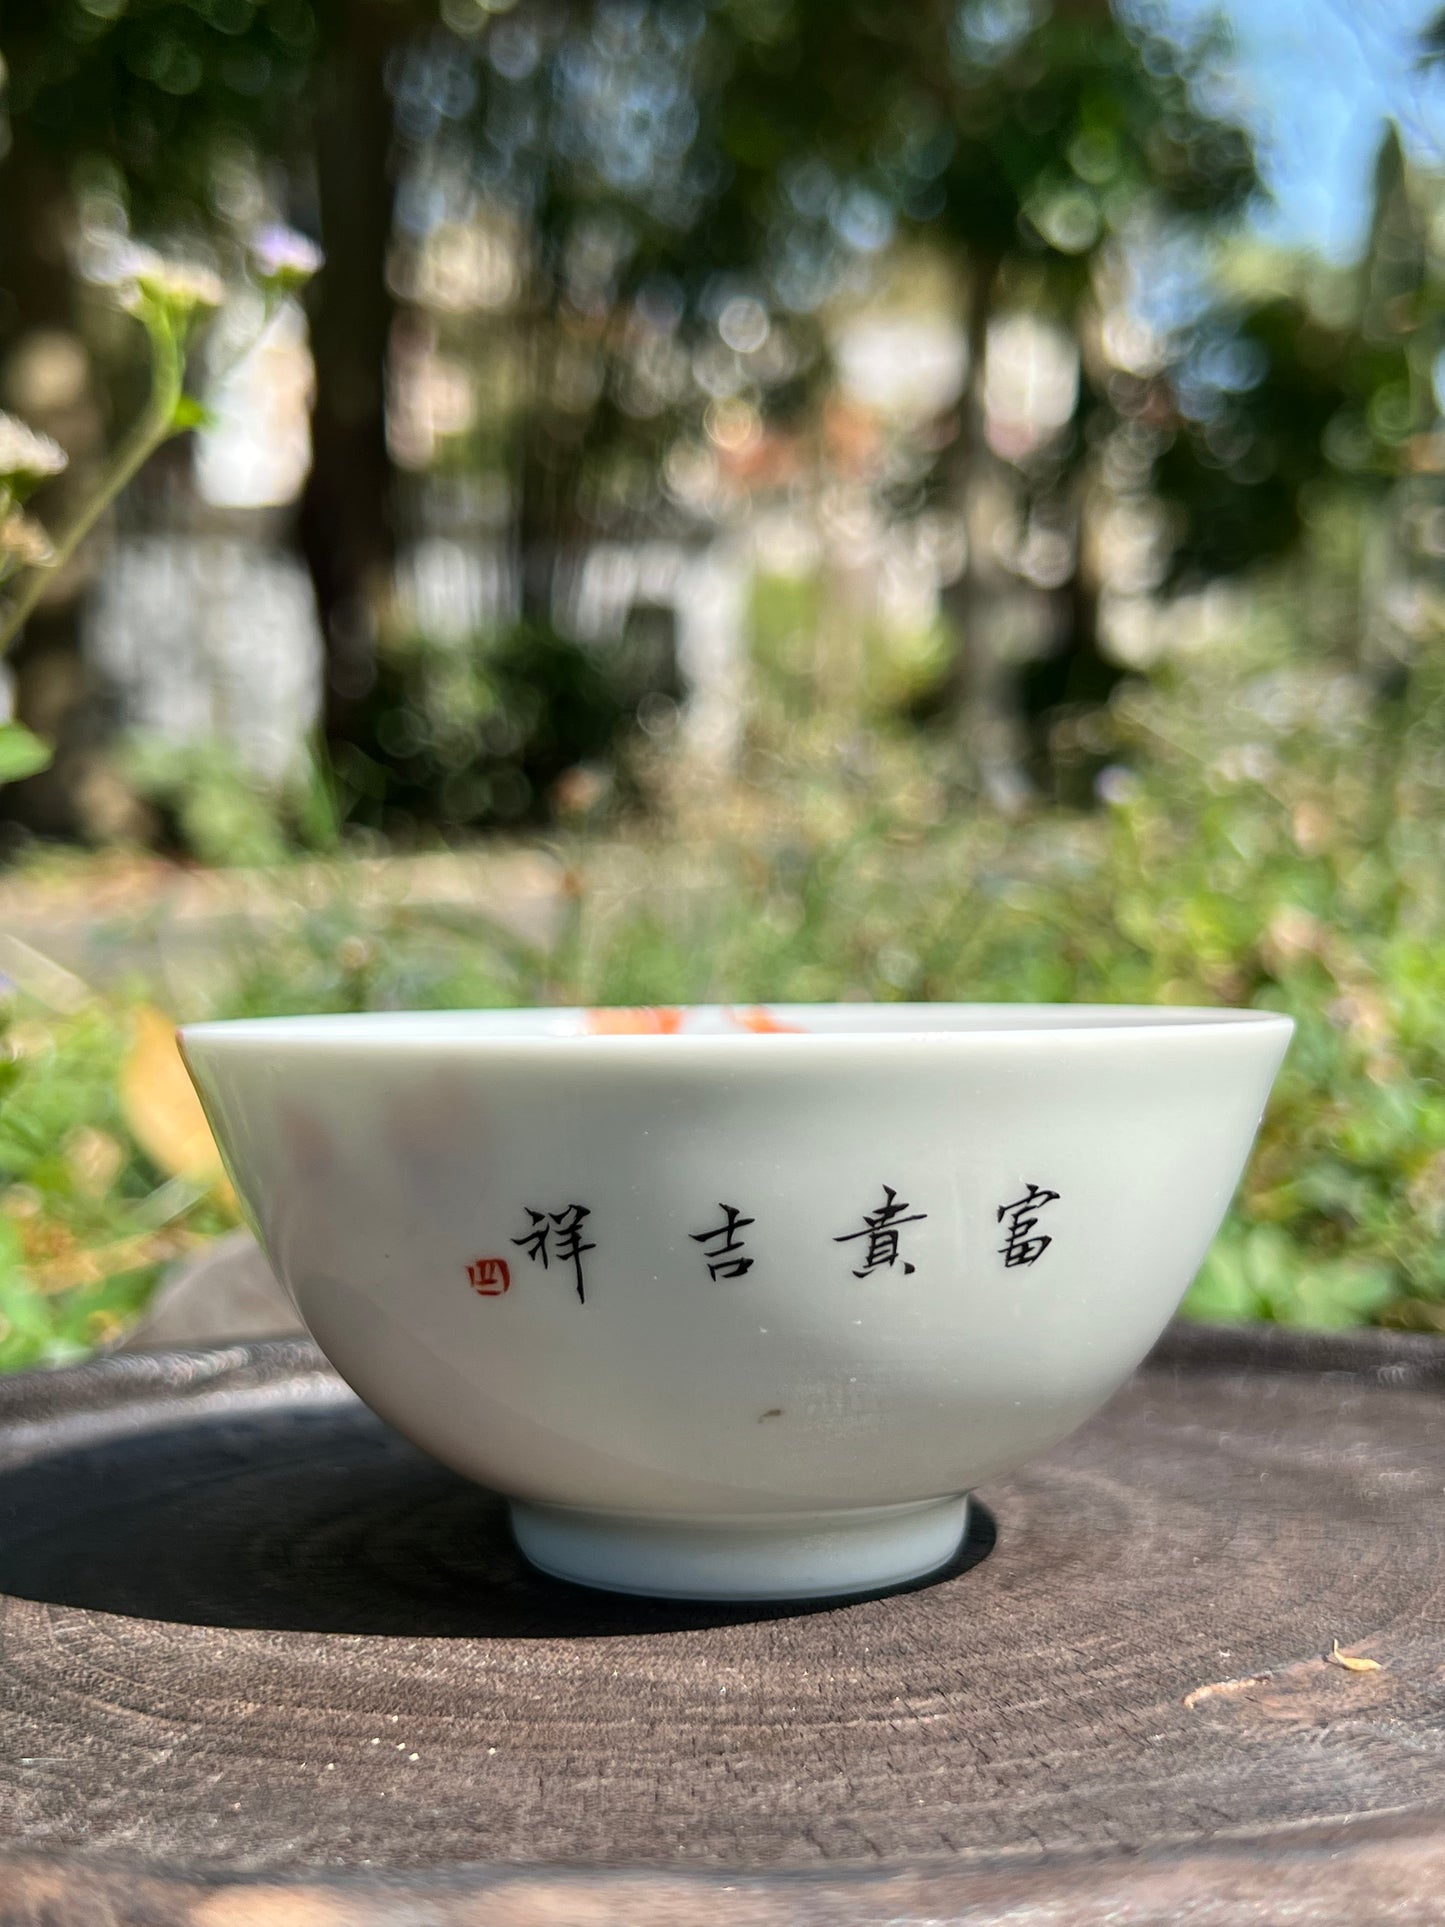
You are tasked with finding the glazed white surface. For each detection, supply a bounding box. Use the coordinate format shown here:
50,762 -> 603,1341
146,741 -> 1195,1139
184,1000 -> 1288,1042
182,1004 -> 1292,1595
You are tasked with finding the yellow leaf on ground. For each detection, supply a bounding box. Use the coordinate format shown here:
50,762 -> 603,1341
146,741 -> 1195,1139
1182,1673 -> 1272,1709
120,1006 -> 234,1207
1328,1639 -> 1382,1673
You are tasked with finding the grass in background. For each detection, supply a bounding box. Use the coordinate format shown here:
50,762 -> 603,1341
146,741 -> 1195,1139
3,605 -> 1444,1366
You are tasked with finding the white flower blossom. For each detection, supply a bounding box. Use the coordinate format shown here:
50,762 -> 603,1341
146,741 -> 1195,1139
134,255 -> 226,313
0,512 -> 53,567
0,414 -> 68,486
93,242 -> 225,316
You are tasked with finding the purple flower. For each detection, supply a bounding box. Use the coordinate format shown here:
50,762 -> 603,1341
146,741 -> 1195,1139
250,226 -> 325,287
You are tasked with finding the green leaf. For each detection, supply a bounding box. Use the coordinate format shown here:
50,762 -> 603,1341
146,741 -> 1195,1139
1183,1222 -> 1260,1322
1272,1260 -> 1398,1330
170,394 -> 214,432
0,721 -> 51,784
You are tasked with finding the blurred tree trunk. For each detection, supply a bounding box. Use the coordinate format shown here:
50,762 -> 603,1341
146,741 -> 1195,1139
943,252 -> 997,708
298,1 -> 405,746
516,380 -> 564,631
1,135 -> 72,337
0,125 -> 104,839
1021,375 -> 1124,801
940,252 -> 1034,809
511,168 -> 579,636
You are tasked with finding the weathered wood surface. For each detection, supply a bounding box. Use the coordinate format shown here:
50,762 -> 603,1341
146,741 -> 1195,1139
5,1822 -> 1445,1927
117,1229 -> 302,1351
0,1323 -> 1441,1924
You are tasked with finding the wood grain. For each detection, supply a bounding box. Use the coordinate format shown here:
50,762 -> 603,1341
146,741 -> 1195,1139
0,1324 -> 1442,1921
7,1820 -> 1445,1926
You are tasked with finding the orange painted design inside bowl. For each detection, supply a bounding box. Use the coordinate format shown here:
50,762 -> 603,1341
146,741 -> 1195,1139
583,1007 -> 685,1034
728,1007 -> 805,1033
581,1006 -> 805,1035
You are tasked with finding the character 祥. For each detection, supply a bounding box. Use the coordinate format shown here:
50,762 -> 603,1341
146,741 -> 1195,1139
514,1203 -> 597,1302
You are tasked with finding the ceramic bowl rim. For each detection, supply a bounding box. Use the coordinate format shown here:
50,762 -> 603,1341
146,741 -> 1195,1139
180,1002 -> 1295,1054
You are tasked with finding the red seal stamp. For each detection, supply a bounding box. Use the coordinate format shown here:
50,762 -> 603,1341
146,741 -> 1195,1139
467,1257 -> 511,1297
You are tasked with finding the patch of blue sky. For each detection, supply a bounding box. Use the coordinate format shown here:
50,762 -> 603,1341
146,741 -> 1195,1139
1147,0 -> 1445,261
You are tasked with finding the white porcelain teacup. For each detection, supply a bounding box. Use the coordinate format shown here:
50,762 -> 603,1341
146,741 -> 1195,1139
181,1002 -> 1292,1600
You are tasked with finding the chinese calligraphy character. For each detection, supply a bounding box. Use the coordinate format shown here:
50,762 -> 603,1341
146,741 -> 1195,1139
513,1203 -> 597,1303
996,1184 -> 1060,1268
466,1257 -> 511,1297
690,1203 -> 756,1279
834,1185 -> 927,1277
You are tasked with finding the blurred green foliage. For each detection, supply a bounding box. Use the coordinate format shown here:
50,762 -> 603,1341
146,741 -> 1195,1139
5,0 -> 1444,851
5,595 -> 1445,1362
0,1003 -> 232,1369
3,0 -> 1445,1359
333,623 -> 639,836
123,735 -> 339,867
2,0 -> 317,213
0,0 -> 1276,815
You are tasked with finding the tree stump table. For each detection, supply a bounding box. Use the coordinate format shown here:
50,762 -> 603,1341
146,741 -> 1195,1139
0,1323 -> 1442,1925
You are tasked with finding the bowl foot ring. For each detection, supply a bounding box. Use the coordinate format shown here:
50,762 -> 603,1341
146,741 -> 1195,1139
509,1494 -> 970,1601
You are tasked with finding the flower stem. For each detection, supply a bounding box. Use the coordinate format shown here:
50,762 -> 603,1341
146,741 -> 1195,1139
0,315 -> 186,658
